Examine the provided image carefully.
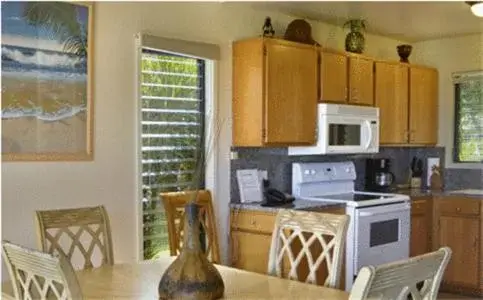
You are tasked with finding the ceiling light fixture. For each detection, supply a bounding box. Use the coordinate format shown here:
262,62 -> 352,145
467,1 -> 483,17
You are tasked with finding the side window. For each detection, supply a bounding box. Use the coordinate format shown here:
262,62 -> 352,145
453,75 -> 483,163
140,49 -> 205,259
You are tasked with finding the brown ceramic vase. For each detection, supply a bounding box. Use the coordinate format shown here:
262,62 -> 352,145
397,44 -> 413,63
158,202 -> 224,300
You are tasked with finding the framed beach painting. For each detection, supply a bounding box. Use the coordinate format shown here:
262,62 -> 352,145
1,1 -> 93,161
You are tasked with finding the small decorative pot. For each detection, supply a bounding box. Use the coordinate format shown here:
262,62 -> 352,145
397,44 -> 413,63
344,19 -> 366,54
158,202 -> 224,300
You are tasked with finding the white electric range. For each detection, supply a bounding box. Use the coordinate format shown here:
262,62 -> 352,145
292,161 -> 411,292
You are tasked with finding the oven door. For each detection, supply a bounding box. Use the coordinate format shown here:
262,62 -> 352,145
353,202 -> 410,272
321,115 -> 378,154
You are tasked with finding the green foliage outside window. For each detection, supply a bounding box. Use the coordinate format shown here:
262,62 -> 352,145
141,51 -> 204,260
455,79 -> 483,163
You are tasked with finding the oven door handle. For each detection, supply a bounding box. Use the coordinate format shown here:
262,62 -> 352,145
358,208 -> 409,217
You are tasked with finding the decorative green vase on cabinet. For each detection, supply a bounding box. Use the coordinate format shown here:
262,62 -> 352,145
344,19 -> 366,54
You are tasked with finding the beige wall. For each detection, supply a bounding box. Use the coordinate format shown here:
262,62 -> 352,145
412,34 -> 483,169
1,2 -> 406,275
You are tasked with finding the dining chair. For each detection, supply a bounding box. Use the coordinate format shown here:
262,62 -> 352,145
267,209 -> 350,289
2,240 -> 83,300
349,247 -> 452,300
35,205 -> 114,270
161,190 -> 221,263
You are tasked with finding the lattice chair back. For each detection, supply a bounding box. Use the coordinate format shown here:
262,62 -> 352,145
267,209 -> 349,288
35,205 -> 114,270
2,240 -> 83,300
349,247 -> 452,300
161,190 -> 220,263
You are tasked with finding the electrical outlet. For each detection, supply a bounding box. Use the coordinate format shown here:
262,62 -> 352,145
230,151 -> 238,160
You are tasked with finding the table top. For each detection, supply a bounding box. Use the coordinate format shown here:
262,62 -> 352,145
2,257 -> 349,299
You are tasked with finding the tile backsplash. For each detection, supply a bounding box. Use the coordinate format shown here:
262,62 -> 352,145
444,168 -> 483,190
230,147 -> 448,203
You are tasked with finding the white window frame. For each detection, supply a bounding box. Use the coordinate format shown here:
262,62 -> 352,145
134,33 -> 219,261
451,70 -> 483,167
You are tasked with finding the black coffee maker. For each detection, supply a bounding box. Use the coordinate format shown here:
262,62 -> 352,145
365,158 -> 396,192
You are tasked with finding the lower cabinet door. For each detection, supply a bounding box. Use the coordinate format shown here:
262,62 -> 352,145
410,213 -> 430,256
231,230 -> 272,274
439,215 -> 479,287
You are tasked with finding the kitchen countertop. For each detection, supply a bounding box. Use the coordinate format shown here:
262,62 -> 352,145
230,188 -> 483,213
396,188 -> 483,199
230,199 -> 346,213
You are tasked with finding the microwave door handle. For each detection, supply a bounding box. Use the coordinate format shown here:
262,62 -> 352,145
363,120 -> 372,149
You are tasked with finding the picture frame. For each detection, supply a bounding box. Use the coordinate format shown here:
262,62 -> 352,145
1,1 -> 94,161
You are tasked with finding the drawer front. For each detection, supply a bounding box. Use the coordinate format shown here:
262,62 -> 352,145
231,210 -> 276,234
411,199 -> 428,215
439,198 -> 480,216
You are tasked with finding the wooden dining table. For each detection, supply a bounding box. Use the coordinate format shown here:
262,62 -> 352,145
2,256 -> 349,299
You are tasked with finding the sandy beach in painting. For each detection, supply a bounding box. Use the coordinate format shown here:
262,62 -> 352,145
1,42 -> 89,154
1,75 -> 88,154
2,112 -> 87,154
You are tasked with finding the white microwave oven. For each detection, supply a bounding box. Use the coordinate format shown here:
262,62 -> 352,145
288,103 -> 379,155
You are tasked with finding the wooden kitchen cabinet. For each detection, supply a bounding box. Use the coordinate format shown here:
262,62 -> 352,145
433,196 -> 482,297
348,56 -> 374,106
230,230 -> 273,274
319,51 -> 348,103
230,206 -> 346,289
375,62 -> 438,145
375,62 -> 409,144
230,209 -> 276,274
319,50 -> 374,106
409,66 -> 438,145
410,197 -> 432,257
232,38 -> 318,147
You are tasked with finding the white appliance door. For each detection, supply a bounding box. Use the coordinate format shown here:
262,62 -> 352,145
354,202 -> 410,272
323,115 -> 376,154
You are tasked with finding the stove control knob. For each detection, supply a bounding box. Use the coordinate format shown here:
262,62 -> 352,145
304,170 -> 310,175
310,169 -> 316,175
346,167 -> 352,173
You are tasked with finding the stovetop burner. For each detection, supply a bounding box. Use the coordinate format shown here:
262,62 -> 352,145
312,193 -> 392,202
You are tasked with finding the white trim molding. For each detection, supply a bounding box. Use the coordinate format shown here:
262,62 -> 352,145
136,33 -> 220,61
452,70 -> 483,83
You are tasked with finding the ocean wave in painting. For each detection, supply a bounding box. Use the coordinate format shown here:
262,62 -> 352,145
1,102 -> 86,122
2,45 -> 83,67
1,44 -> 87,81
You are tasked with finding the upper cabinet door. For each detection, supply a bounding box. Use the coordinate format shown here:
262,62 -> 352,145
320,51 -> 348,103
375,62 -> 409,144
264,41 -> 318,145
409,67 -> 438,144
348,56 -> 374,106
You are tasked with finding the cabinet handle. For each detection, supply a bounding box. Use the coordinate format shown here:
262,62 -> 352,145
351,88 -> 357,100
474,236 -> 478,248
456,207 -> 461,212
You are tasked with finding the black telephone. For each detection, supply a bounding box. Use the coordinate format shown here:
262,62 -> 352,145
262,188 -> 295,207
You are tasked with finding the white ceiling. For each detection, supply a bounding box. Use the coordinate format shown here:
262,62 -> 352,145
247,1 -> 483,42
